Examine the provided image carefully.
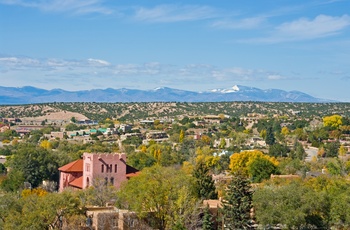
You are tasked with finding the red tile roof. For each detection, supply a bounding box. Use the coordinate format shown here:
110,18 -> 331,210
126,171 -> 141,178
126,165 -> 140,178
68,176 -> 83,189
58,159 -> 83,172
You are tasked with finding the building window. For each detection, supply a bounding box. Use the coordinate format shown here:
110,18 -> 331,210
86,177 -> 90,188
109,164 -> 112,173
105,177 -> 108,186
112,218 -> 118,227
85,163 -> 90,172
115,164 -> 118,173
110,177 -> 114,185
101,164 -> 104,173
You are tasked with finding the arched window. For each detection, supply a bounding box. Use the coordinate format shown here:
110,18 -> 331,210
110,177 -> 114,185
86,177 -> 90,188
115,164 -> 118,173
101,164 -> 104,173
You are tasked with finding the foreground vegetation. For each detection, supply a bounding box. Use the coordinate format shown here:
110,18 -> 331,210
0,102 -> 350,229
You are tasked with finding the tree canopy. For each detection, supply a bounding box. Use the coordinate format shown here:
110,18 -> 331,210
229,150 -> 278,182
117,165 -> 198,230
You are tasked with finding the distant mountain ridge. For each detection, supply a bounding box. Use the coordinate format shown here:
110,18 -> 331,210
0,85 -> 331,104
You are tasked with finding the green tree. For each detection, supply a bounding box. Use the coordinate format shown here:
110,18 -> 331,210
229,150 -> 278,183
324,141 -> 340,157
330,193 -> 350,229
118,166 -> 197,230
0,193 -> 22,229
248,155 -> 278,183
193,161 -> 217,200
293,141 -> 306,160
0,170 -> 25,192
268,143 -> 289,157
2,191 -> 84,230
127,151 -> 156,170
219,138 -> 226,149
253,180 -> 329,229
221,172 -> 253,229
265,126 -> 275,146
0,162 -> 6,174
202,206 -> 214,230
2,144 -> 59,189
70,116 -> 77,123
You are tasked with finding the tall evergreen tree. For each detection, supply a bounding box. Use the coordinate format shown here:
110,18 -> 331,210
222,171 -> 253,229
202,206 -> 214,230
193,161 -> 218,200
265,126 -> 275,146
294,141 -> 306,160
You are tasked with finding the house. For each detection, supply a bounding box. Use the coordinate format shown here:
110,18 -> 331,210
203,115 -> 222,124
15,125 -> 43,135
0,155 -> 6,165
77,119 -> 98,125
44,131 -> 65,140
85,206 -> 152,230
119,124 -> 133,133
142,131 -> 169,145
0,125 -> 10,133
58,152 -> 139,192
120,133 -> 143,141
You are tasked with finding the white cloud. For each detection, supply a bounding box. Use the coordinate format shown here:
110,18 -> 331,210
87,58 -> 111,66
211,16 -> 266,30
211,67 -> 262,81
267,74 -> 285,80
0,0 -> 112,15
246,14 -> 350,43
133,4 -> 217,23
277,14 -> 350,39
0,56 -> 113,70
0,55 -> 297,91
0,56 -> 41,67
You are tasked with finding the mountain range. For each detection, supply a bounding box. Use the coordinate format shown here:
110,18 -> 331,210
0,85 -> 330,104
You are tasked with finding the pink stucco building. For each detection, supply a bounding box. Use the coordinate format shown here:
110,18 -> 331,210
58,152 -> 139,192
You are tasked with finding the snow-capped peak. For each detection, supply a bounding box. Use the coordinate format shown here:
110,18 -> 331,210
232,85 -> 240,91
210,85 -> 240,94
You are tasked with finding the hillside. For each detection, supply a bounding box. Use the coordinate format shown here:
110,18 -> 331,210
1,102 -> 350,122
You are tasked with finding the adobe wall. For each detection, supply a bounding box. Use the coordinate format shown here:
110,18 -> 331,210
83,152 -> 127,189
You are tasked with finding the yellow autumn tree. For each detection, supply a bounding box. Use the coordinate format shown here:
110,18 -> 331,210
21,188 -> 48,198
195,146 -> 219,168
323,114 -> 342,129
12,138 -> 19,146
229,150 -> 279,182
153,149 -> 162,164
179,130 -> 185,143
140,145 -> 147,153
318,147 -> 325,157
200,135 -> 211,145
339,145 -> 347,157
281,126 -> 290,136
182,161 -> 194,175
40,140 -> 52,150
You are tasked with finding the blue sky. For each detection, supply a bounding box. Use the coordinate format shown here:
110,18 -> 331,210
1,0 -> 350,101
